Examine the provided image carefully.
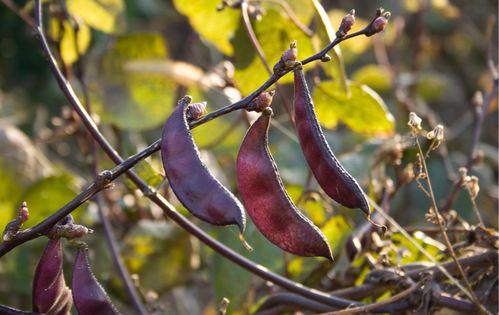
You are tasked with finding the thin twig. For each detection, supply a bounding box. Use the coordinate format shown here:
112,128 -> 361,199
319,278 -> 428,315
441,76 -> 499,212
96,196 -> 148,315
414,137 -> 487,314
240,0 -> 294,120
0,140 -> 161,257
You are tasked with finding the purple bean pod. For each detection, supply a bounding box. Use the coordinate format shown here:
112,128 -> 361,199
293,65 -> 370,215
32,238 -> 72,315
72,245 -> 120,315
161,96 -> 246,232
237,108 -> 333,260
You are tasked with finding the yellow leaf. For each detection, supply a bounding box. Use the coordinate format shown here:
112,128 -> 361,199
66,0 -> 125,34
50,18 -> 91,65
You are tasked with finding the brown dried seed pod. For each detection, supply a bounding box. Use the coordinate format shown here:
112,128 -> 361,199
161,96 -> 246,232
236,108 -> 333,260
293,65 -> 370,215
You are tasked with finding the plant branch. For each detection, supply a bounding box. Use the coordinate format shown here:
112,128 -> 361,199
414,137 -> 487,314
96,196 -> 148,315
319,278 -> 428,315
26,0 -> 389,309
0,140 -> 161,257
441,75 -> 499,213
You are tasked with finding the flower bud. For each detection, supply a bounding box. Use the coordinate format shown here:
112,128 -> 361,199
367,11 -> 390,37
186,102 -> 207,121
408,112 -> 422,131
273,41 -> 298,73
282,41 -> 298,68
336,9 -> 356,38
247,90 -> 275,112
426,124 -> 444,142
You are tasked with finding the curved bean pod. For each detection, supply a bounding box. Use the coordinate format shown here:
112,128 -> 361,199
72,245 -> 120,315
293,65 -> 370,215
161,96 -> 246,232
32,238 -> 72,315
237,108 -> 332,260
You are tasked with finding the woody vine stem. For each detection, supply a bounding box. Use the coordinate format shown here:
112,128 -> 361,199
0,1 -> 492,313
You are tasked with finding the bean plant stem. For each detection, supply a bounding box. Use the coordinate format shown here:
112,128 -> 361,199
319,278 -> 428,315
22,0 -> 387,310
414,137 -> 488,314
96,196 -> 149,315
441,77 -> 499,213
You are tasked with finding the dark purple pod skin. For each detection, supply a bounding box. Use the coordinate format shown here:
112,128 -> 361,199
161,97 -> 246,232
293,66 -> 370,215
32,238 -> 72,315
72,246 -> 120,315
1,304 -> 42,314
237,109 -> 333,260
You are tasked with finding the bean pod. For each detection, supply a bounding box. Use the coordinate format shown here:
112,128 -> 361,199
32,238 -> 72,315
161,96 -> 246,232
293,65 -> 370,215
237,108 -> 333,260
72,245 -> 120,315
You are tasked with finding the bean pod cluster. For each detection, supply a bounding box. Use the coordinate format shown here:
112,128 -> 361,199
160,62 -> 370,259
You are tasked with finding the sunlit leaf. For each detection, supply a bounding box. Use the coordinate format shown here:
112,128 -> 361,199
286,185 -> 326,225
49,18 -> 91,65
232,9 -> 316,94
97,34 -> 176,130
352,64 -> 392,93
321,215 -> 351,258
313,81 -> 395,136
173,0 -> 240,55
66,0 -> 125,34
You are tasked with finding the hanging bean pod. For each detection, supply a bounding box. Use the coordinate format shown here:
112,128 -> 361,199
161,96 -> 246,232
72,245 -> 120,315
293,65 -> 370,215
237,108 -> 333,260
32,238 -> 72,315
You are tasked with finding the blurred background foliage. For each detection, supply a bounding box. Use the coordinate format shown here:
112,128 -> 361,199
0,0 -> 497,314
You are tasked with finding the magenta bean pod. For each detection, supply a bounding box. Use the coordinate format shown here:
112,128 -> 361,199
72,246 -> 120,315
237,108 -> 333,260
161,96 -> 246,232
293,65 -> 370,215
32,238 -> 72,315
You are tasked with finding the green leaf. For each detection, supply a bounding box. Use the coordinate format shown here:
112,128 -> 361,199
66,0 -> 125,34
18,174 -> 82,228
173,0 -> 240,55
352,64 -> 392,93
49,18 -> 91,65
96,34 -> 176,131
313,81 -> 395,136
232,9 -> 316,95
